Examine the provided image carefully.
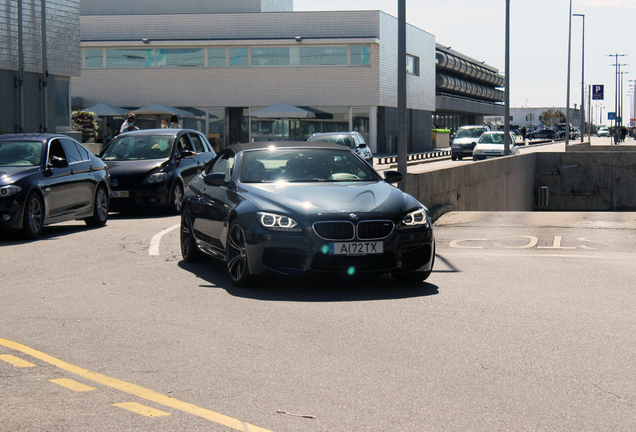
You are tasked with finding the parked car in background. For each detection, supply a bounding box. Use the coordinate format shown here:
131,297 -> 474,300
180,141 -> 435,286
307,132 -> 373,163
451,125 -> 490,160
0,134 -> 110,239
572,126 -> 581,139
597,126 -> 610,137
527,129 -> 557,140
472,131 -> 519,161
557,123 -> 574,139
100,129 -> 215,213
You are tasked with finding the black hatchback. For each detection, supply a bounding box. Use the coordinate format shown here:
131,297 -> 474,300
0,134 -> 110,239
100,129 -> 216,213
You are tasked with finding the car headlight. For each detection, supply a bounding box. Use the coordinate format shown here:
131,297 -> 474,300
257,212 -> 302,232
399,207 -> 430,230
0,185 -> 22,198
142,172 -> 168,184
473,148 -> 483,154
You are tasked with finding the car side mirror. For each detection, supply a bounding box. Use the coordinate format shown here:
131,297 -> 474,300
384,170 -> 403,184
203,172 -> 227,187
49,156 -> 68,168
178,150 -> 196,159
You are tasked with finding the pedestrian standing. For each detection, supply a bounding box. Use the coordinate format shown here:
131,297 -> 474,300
104,123 -> 114,143
121,115 -> 140,133
120,112 -> 136,133
161,118 -> 169,129
169,114 -> 181,129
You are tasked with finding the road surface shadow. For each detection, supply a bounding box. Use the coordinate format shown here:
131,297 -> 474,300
178,259 -> 439,302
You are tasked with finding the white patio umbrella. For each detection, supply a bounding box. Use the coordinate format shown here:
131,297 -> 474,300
131,103 -> 195,118
251,103 -> 316,119
83,103 -> 128,116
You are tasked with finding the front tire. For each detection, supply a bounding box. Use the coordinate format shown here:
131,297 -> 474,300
168,181 -> 183,214
226,220 -> 254,287
180,205 -> 207,262
21,192 -> 44,239
85,185 -> 109,227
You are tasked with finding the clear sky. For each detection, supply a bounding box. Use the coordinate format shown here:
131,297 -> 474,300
293,0 -> 636,124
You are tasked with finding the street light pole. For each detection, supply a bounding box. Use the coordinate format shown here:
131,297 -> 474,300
565,0 -> 573,147
573,14 -> 584,143
397,0 -> 407,191
608,54 -> 627,144
504,0 -> 511,154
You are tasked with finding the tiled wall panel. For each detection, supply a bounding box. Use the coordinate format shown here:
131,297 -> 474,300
0,0 -> 79,76
80,0 -> 292,15
80,11 -> 380,42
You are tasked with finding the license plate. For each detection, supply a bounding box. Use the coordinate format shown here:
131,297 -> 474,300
110,190 -> 129,198
329,242 -> 383,255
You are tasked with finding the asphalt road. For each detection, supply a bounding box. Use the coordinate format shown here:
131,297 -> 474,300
2,210 -> 635,431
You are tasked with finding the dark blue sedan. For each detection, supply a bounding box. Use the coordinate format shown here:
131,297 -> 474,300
0,134 -> 110,239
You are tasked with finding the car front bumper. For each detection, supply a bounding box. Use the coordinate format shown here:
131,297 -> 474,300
244,225 -> 435,277
109,182 -> 171,209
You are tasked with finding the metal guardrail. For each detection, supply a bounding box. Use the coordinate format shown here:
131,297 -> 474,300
375,149 -> 451,165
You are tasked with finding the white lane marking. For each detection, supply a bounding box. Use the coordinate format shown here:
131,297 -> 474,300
149,224 -> 180,256
494,236 -> 539,249
537,236 -> 576,250
449,239 -> 487,249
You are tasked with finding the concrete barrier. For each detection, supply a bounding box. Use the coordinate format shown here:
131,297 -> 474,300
407,151 -> 636,213
406,154 -> 537,212
566,142 -> 636,152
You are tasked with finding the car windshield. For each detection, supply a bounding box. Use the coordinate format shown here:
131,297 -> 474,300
239,148 -> 378,183
308,135 -> 355,149
455,128 -> 483,139
479,133 -> 504,144
0,141 -> 43,166
101,135 -> 173,161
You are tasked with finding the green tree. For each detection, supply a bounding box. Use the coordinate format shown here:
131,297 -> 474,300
540,109 -> 566,126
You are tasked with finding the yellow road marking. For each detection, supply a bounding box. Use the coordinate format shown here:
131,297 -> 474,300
49,378 -> 96,392
113,402 -> 171,417
0,354 -> 37,367
0,338 -> 273,432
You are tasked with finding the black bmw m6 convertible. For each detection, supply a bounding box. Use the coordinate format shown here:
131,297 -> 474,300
180,141 -> 435,286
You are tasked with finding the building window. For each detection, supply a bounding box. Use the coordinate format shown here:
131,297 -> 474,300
300,47 -> 347,66
84,49 -> 103,68
156,48 -> 204,67
55,78 -> 70,128
406,55 -> 419,76
207,48 -> 227,67
107,49 -> 155,67
229,48 -> 249,67
251,47 -> 298,66
350,46 -> 370,66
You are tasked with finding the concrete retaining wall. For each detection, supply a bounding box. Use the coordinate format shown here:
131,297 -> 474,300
566,142 -> 636,152
535,152 -> 636,211
406,153 -> 537,213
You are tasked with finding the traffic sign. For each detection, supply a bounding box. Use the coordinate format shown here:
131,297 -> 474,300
592,85 -> 604,100
608,112 -> 616,120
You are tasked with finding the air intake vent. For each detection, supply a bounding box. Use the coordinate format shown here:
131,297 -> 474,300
538,186 -> 549,207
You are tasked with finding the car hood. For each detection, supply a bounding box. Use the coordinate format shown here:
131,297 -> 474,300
453,137 -> 480,145
0,166 -> 41,186
104,159 -> 168,178
241,181 -> 414,217
475,143 -> 509,152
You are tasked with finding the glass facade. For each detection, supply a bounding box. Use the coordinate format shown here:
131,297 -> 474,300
84,45 -> 370,69
229,48 -> 249,66
300,46 -> 347,66
107,49 -> 154,68
406,55 -> 419,76
251,47 -> 298,66
55,78 -> 70,127
85,49 -> 103,68
207,48 -> 227,67
156,48 -> 205,67
350,46 -> 370,66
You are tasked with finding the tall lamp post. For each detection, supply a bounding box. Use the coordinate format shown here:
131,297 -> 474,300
504,0 -> 511,154
565,0 -> 573,146
573,14 -> 584,143
397,0 -> 407,191
608,54 -> 627,144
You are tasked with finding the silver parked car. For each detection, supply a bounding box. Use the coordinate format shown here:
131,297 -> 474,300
472,131 -> 519,161
307,132 -> 373,163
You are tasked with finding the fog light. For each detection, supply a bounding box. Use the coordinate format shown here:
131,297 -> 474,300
149,197 -> 158,203
1,214 -> 11,223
